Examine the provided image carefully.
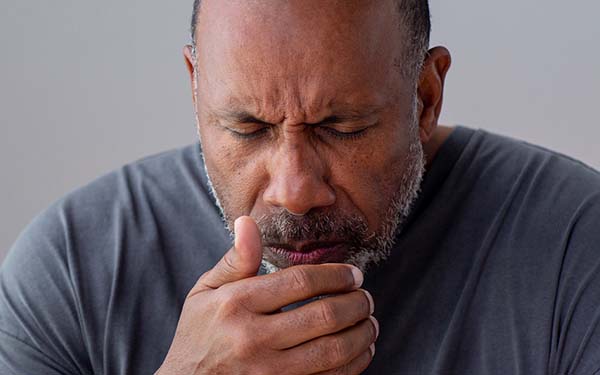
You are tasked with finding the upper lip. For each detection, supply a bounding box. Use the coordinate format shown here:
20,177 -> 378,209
266,241 -> 343,253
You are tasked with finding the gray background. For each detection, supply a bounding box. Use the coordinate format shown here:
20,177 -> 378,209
1,1 -> 599,263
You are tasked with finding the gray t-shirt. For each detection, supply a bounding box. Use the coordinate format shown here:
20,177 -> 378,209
1,126 -> 600,374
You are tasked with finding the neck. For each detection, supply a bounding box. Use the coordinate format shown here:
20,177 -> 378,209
423,125 -> 454,169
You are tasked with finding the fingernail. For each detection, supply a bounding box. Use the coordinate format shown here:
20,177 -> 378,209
233,217 -> 243,250
369,316 -> 379,339
369,343 -> 376,357
360,289 -> 375,314
351,266 -> 363,288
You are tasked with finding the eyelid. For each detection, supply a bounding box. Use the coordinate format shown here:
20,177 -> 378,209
225,120 -> 375,141
318,125 -> 370,140
319,123 -> 368,132
318,119 -> 377,131
240,117 -> 271,126
223,117 -> 273,138
226,120 -> 270,133
228,126 -> 269,140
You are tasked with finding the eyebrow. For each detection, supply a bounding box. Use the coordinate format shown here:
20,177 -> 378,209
215,109 -> 272,125
322,106 -> 383,123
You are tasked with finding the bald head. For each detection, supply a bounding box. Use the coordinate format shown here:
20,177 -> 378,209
190,0 -> 431,79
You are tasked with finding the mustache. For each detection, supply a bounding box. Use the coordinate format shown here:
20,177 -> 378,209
256,210 -> 370,244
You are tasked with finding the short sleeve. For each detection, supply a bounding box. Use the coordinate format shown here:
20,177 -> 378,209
0,204 -> 91,374
550,193 -> 600,375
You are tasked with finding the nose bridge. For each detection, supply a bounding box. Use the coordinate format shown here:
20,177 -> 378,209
280,136 -> 313,178
263,134 -> 335,215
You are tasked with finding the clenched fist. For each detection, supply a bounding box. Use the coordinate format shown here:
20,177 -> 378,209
156,216 -> 378,375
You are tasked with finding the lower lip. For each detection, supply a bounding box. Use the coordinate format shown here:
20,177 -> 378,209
269,244 -> 347,266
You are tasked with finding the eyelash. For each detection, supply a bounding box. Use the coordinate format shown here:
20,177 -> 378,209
319,126 -> 369,140
228,125 -> 370,141
229,127 -> 270,140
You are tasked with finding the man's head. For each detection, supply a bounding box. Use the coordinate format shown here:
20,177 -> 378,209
190,0 -> 432,80
183,0 -> 451,273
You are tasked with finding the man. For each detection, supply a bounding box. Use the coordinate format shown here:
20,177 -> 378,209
1,0 -> 599,374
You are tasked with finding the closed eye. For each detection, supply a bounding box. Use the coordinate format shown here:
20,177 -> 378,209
317,125 -> 369,140
228,126 -> 270,139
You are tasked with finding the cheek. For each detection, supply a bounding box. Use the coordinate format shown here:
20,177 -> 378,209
201,127 -> 267,218
331,130 -> 412,230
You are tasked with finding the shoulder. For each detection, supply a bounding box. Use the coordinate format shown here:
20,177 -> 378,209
446,127 -> 600,278
471,128 -> 599,184
60,143 -> 212,213
465,128 -> 600,373
459,127 -> 600,217
3,142 -> 228,273
0,144 -> 230,370
44,143 -> 221,239
446,128 -> 600,372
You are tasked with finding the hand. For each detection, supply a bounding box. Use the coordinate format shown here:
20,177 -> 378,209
156,216 -> 378,375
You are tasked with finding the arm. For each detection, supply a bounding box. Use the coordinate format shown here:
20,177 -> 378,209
550,194 -> 600,374
0,205 -> 90,374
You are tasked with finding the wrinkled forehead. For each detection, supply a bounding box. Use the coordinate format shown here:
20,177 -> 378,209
193,0 -> 410,116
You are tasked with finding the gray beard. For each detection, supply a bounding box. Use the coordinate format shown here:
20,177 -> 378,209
343,126 -> 425,273
200,111 -> 426,275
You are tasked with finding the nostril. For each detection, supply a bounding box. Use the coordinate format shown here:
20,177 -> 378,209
263,151 -> 336,214
262,181 -> 335,216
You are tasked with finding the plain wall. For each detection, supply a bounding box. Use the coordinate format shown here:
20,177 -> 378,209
1,0 -> 599,263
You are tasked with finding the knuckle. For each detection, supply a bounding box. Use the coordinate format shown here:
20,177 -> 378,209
318,301 -> 340,330
216,283 -> 237,301
289,267 -> 312,291
182,289 -> 218,318
325,336 -> 351,367
330,265 -> 355,289
214,286 -> 246,318
221,251 -> 240,275
358,290 -> 373,316
230,326 -> 256,358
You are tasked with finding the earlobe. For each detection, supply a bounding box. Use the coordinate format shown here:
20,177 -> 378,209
417,46 -> 452,143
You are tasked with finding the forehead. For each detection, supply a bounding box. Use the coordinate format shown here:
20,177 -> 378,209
194,0 -> 409,119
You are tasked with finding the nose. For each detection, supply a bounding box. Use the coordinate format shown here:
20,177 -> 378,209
262,141 -> 336,215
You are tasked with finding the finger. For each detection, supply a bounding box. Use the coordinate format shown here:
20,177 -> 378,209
282,316 -> 378,374
266,289 -> 375,349
232,263 -> 363,313
189,216 -> 263,295
313,347 -> 374,375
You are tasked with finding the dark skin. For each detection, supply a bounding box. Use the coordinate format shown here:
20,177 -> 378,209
157,1 -> 451,374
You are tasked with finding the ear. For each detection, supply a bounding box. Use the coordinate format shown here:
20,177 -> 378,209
416,46 -> 452,143
183,45 -> 197,106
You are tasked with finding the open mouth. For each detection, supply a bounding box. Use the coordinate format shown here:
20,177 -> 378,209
267,242 -> 348,266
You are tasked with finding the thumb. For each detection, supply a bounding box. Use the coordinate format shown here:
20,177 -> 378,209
194,216 -> 263,292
